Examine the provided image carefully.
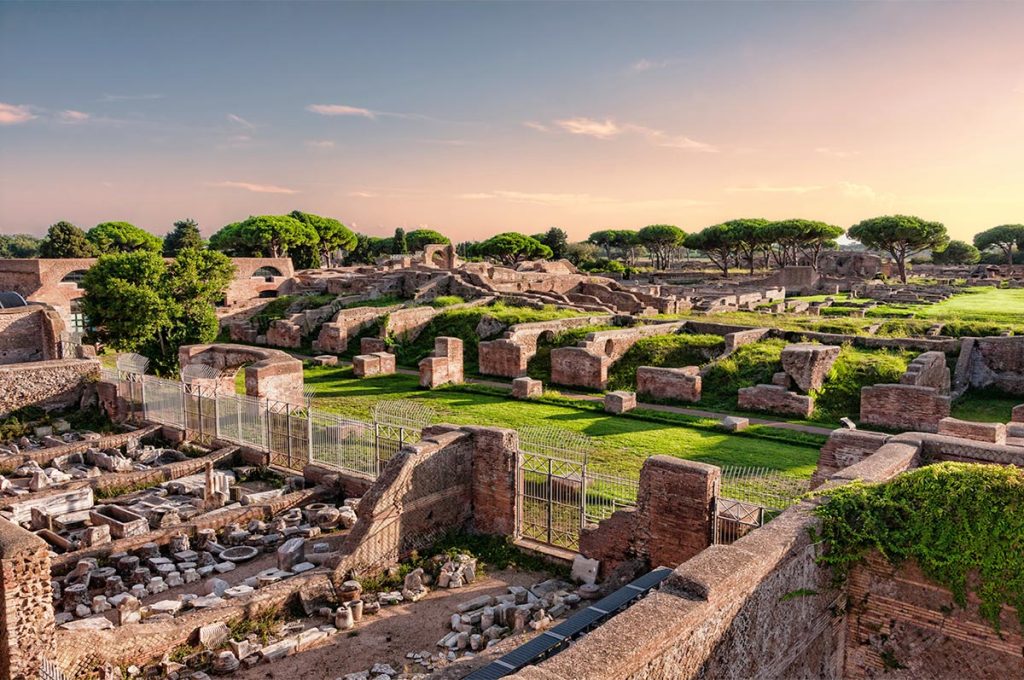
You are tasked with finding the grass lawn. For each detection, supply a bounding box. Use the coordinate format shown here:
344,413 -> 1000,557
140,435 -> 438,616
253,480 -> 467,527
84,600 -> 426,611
303,366 -> 820,480
915,287 -> 1024,324
952,391 -> 1022,423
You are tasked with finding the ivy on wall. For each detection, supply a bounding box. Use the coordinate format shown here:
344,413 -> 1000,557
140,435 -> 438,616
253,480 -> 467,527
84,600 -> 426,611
814,462 -> 1024,631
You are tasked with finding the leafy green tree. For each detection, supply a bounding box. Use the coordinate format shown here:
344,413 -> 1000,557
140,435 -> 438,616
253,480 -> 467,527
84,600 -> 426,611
478,232 -> 552,265
87,222 -> 163,253
685,224 -> 739,276
288,210 -> 357,267
720,218 -> 770,274
848,215 -> 949,283
0,234 -> 42,258
612,230 -> 643,266
39,221 -> 98,258
564,242 -> 598,267
345,234 -> 392,264
638,224 -> 686,270
533,228 -> 569,260
163,219 -> 204,256
208,222 -> 246,256
210,215 -> 318,259
765,219 -> 844,270
392,228 -> 409,255
932,240 -> 981,265
587,230 -> 616,259
82,249 -> 235,374
405,229 -> 451,252
974,224 -> 1024,267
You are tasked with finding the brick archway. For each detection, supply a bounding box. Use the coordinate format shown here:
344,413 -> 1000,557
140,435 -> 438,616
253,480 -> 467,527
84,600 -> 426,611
178,343 -> 304,405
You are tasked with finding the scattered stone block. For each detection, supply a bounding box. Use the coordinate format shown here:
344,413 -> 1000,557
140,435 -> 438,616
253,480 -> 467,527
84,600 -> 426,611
737,385 -> 814,418
937,417 -> 1007,445
636,366 -> 701,403
570,555 -> 599,585
780,344 -> 841,392
720,416 -> 749,432
604,391 -> 636,414
511,377 -> 542,399
312,355 -> 338,367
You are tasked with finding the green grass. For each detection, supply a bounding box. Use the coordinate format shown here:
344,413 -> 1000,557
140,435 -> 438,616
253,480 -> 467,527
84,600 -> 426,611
915,287 -> 1024,327
303,366 -> 819,479
430,295 -> 465,308
952,390 -> 1021,423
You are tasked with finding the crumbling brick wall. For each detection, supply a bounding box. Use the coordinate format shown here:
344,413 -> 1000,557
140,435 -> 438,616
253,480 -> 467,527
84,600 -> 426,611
0,518 -> 55,680
954,336 -> 1024,396
811,429 -> 889,488
0,358 -> 100,417
549,322 -> 687,389
478,315 -> 614,378
860,383 -> 951,432
0,305 -> 64,365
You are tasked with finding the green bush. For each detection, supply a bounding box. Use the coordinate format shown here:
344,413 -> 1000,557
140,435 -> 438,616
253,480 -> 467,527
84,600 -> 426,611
811,346 -> 909,422
430,295 -> 465,308
605,333 -> 725,391
815,462 -> 1024,631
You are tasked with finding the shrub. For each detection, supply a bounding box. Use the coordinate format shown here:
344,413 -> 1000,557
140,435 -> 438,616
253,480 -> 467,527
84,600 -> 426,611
605,333 -> 725,391
814,463 -> 1024,631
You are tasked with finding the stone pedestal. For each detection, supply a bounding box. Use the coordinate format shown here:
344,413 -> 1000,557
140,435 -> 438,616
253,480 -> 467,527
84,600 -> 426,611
604,391 -> 636,414
511,377 -> 542,399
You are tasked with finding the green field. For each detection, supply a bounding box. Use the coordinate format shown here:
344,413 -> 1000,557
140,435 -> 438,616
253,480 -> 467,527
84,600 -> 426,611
915,287 -> 1024,324
952,391 -> 1021,423
303,366 -> 820,479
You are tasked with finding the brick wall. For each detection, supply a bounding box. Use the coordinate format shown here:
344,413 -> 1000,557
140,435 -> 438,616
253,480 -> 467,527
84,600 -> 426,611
549,322 -> 687,389
0,306 -> 63,365
845,554 -> 1023,678
478,315 -> 614,378
0,518 -> 55,680
900,351 -> 951,392
467,426 -> 518,535
636,366 -> 701,403
0,358 -> 99,417
811,429 -> 889,488
860,383 -> 951,432
956,336 -> 1024,396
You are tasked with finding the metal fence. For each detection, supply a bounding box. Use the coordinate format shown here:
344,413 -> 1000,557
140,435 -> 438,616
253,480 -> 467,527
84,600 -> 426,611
714,466 -> 808,545
100,366 -> 420,478
515,427 -> 639,552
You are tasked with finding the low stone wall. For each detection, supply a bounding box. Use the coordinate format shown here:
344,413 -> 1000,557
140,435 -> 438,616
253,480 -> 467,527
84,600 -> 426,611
860,384 -> 951,432
901,351 -> 951,392
811,429 -> 889,488
0,358 -> 100,417
419,336 -> 464,388
0,305 -> 63,365
0,517 -> 55,680
550,322 -> 687,389
636,366 -> 701,403
179,343 -> 304,405
579,457 -> 718,580
478,315 -> 614,378
313,305 -> 392,354
737,384 -> 814,418
937,417 -> 1006,444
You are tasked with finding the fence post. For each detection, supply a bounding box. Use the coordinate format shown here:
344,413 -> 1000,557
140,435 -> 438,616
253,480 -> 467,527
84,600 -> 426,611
286,407 -> 294,469
547,457 -> 553,546
265,400 -> 272,454
306,407 -> 313,464
212,389 -> 220,441
236,395 -> 243,443
579,463 -> 588,531
374,422 -> 381,474
139,375 -> 147,421
196,387 -> 204,442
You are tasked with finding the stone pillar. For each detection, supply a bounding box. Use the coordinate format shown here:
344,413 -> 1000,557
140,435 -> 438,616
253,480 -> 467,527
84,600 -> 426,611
435,337 -> 464,384
467,427 -> 519,536
636,456 -> 719,569
0,518 -> 55,680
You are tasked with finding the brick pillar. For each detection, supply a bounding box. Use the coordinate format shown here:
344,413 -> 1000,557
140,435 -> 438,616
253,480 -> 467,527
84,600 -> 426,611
467,426 -> 519,535
636,456 -> 719,569
435,337 -> 464,384
0,518 -> 55,680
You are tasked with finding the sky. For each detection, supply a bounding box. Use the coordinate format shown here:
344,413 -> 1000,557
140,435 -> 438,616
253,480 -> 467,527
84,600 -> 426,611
1,1 -> 1022,244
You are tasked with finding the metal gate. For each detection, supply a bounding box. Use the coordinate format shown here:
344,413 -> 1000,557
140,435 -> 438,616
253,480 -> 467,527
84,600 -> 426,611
713,466 -> 807,545
515,428 -> 637,552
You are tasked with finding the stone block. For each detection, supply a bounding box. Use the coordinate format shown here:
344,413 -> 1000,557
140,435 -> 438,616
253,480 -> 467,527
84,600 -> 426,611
372,352 -> 396,375
312,355 -> 338,367
737,384 -> 814,418
720,416 -> 749,432
937,417 -> 1007,445
571,555 -> 599,585
604,391 -> 637,414
352,354 -> 381,378
636,366 -> 701,403
360,337 -> 387,354
771,371 -> 792,388
511,377 -> 542,399
419,356 -> 449,389
780,343 -> 841,392
1011,404 -> 1024,423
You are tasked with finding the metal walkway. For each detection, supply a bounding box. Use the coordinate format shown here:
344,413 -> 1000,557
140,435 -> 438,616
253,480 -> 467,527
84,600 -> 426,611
465,566 -> 674,680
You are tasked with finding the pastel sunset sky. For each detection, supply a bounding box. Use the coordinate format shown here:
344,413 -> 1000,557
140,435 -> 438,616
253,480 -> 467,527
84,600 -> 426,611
1,1 -> 1022,242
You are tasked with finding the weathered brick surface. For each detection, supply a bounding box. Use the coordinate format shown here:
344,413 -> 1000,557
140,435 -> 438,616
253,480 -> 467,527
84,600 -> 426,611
737,384 -> 814,418
511,377 -> 542,399
811,429 -> 889,488
467,427 -> 518,536
360,337 -> 387,354
314,306 -> 391,353
860,384 -> 950,432
956,336 -> 1024,396
0,358 -> 99,417
0,305 -> 63,365
418,337 -> 463,388
478,315 -> 614,378
1013,404 -> 1024,423
0,518 -> 55,680
549,323 -> 688,389
636,366 -> 701,403
900,350 -> 951,394
780,343 -> 840,392
179,343 -> 304,405
604,391 -> 637,413
937,417 -> 1006,444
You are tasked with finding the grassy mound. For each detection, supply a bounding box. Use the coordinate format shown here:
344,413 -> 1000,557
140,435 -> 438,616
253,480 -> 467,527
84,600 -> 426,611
815,462 -> 1024,631
605,333 -> 725,391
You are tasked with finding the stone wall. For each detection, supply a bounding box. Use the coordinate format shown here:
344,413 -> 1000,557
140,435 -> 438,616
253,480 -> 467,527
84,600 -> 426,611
418,337 -> 464,388
635,366 -> 701,403
860,384 -> 951,432
0,305 -> 63,365
900,351 -> 951,392
0,358 -> 99,417
549,322 -> 687,389
811,429 -> 889,488
0,517 -> 55,680
178,343 -> 304,405
954,336 -> 1024,396
579,457 -> 718,579
478,315 -> 615,378
737,384 -> 814,418
314,306 -> 393,353
845,553 -> 1022,678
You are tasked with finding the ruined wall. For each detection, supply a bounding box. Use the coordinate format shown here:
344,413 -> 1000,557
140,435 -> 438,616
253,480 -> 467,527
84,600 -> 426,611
955,336 -> 1024,396
845,554 -> 1023,678
178,344 -> 304,405
314,306 -> 391,353
860,384 -> 951,432
635,366 -> 701,403
478,315 -> 615,378
0,358 -> 99,417
467,427 -> 518,536
0,305 -> 63,365
549,322 -> 687,389
0,518 -> 55,680
332,427 -> 475,581
811,429 -> 889,488
900,351 -> 951,392
580,457 -> 718,578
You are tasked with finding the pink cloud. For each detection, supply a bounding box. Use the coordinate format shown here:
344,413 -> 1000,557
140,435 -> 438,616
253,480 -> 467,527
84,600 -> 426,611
208,181 -> 299,195
306,104 -> 376,119
0,102 -> 36,125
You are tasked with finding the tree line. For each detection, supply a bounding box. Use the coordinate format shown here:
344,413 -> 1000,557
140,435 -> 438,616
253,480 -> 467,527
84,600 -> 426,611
5,214 -> 1023,284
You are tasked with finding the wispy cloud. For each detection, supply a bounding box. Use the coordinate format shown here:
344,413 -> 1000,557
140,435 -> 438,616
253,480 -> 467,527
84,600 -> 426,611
815,147 -> 860,159
459,189 -> 708,210
544,116 -> 717,152
227,113 -> 256,129
100,93 -> 164,102
0,102 -> 37,125
58,110 -> 91,124
630,58 -> 676,73
838,181 -> 877,200
349,190 -> 379,198
726,184 -> 826,194
522,121 -> 550,133
306,104 -> 377,119
208,181 -> 299,195
305,139 -> 336,149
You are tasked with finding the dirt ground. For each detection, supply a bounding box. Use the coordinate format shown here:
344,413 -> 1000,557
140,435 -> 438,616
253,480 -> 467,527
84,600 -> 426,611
232,568 -> 550,680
